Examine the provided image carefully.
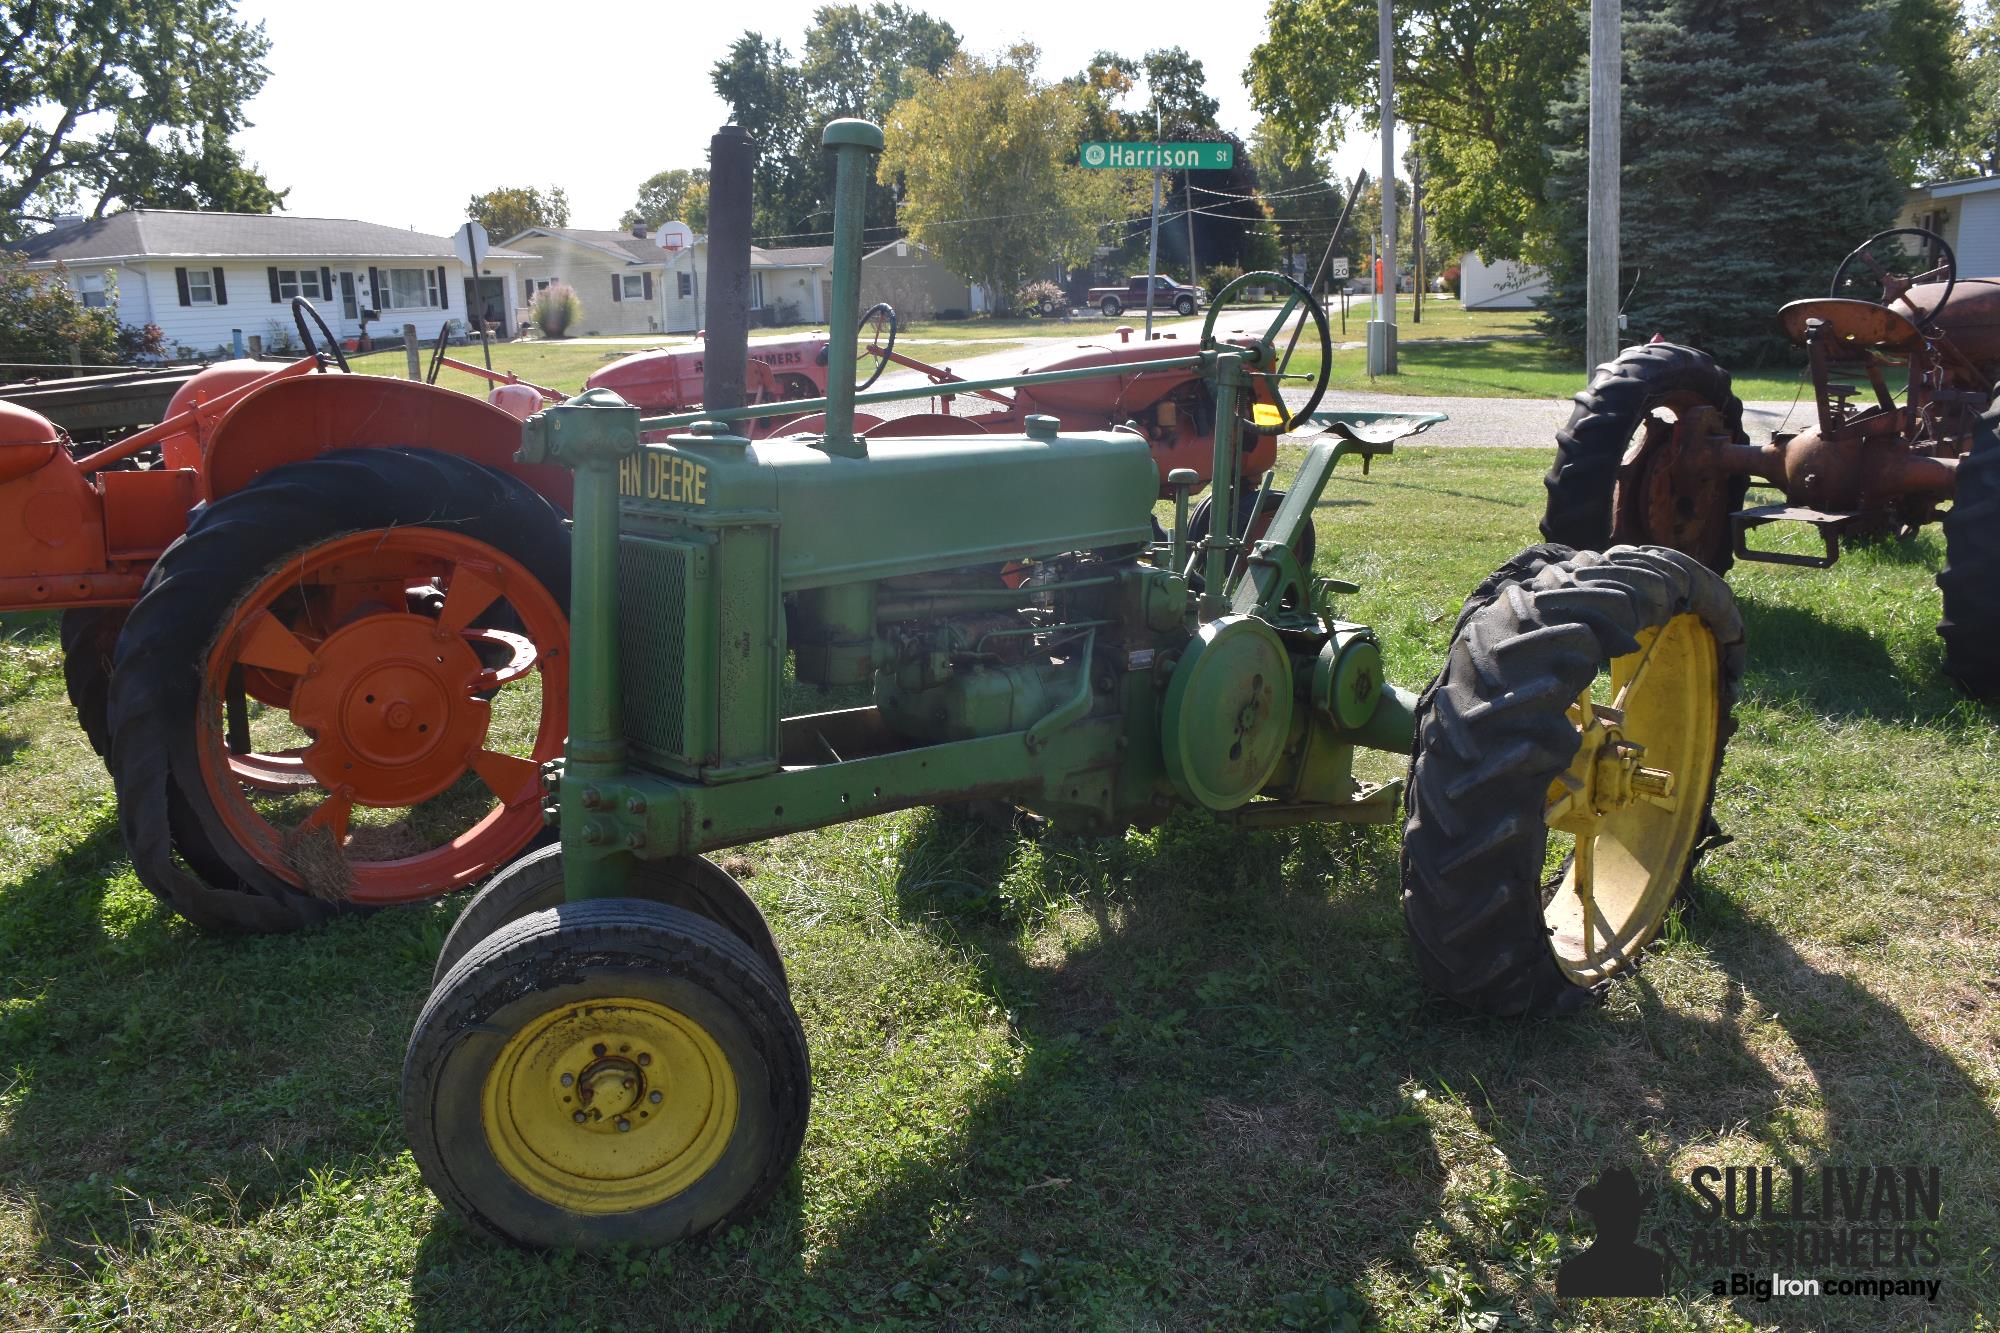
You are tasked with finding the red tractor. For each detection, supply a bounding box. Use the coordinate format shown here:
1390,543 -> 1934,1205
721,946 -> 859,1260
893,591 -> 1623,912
4,302 -> 577,933
585,304 -> 900,409
1541,228 -> 1999,696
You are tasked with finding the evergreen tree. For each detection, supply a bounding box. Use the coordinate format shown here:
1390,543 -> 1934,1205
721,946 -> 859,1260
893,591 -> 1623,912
1538,0 -> 1907,366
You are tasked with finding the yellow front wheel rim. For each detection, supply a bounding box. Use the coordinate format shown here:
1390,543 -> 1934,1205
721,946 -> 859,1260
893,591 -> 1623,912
482,997 -> 738,1214
1543,612 -> 1720,984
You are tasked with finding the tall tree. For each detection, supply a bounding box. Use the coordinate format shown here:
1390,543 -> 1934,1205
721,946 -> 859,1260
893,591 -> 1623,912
1251,0 -> 1585,263
1141,47 -> 1220,131
711,32 -> 819,242
1539,0 -> 1907,365
468,186 -> 572,239
621,169 -> 710,232
1882,0 -> 1976,174
1,0 -> 281,238
800,3 -> 959,121
880,46 -> 1134,314
1249,116 -> 1346,278
1916,1 -> 1997,177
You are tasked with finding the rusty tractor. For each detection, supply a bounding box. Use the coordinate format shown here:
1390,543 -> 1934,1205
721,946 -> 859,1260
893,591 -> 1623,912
1541,228 -> 1999,696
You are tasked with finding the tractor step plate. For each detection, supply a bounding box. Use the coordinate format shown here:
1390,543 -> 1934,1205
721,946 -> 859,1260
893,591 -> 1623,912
1731,504 -> 1856,569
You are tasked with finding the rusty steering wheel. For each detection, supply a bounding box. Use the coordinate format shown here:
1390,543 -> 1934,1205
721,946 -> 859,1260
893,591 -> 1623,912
1831,227 -> 1956,332
291,297 -> 350,372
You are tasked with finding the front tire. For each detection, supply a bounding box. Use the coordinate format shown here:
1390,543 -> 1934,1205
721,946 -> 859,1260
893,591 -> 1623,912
404,899 -> 809,1249
1175,295 -> 1196,316
433,844 -> 787,989
60,608 -> 125,758
1938,397 -> 2000,698
1401,545 -> 1744,1015
1541,343 -> 1749,572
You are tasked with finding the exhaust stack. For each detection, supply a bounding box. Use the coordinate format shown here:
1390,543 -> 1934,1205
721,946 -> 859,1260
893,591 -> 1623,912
703,125 -> 755,413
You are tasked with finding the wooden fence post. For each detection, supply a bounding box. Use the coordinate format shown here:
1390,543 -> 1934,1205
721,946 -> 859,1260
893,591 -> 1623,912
404,324 -> 421,381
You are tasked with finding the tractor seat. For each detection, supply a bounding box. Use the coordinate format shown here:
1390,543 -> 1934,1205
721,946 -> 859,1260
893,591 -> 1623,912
1778,298 -> 1922,352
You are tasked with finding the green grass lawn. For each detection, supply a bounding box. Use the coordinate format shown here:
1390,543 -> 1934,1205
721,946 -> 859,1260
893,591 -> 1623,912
1297,337 -> 1810,402
3,448 -> 1995,1329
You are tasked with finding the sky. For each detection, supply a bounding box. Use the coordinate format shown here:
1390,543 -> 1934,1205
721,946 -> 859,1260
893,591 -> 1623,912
231,0 -> 1384,236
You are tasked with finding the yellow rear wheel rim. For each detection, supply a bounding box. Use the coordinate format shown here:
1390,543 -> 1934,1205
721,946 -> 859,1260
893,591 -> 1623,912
482,997 -> 737,1214
1543,612 -> 1720,985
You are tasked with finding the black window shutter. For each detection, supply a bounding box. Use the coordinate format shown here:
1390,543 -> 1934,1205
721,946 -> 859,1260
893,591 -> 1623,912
267,266 -> 281,303
175,267 -> 191,306
213,267 -> 227,304
643,272 -> 654,300
611,275 -> 622,303
524,277 -> 533,302
368,267 -> 381,308
437,265 -> 448,309
320,266 -> 332,298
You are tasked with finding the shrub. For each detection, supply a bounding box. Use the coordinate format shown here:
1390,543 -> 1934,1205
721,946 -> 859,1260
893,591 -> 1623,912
0,253 -> 120,366
1202,264 -> 1244,295
116,322 -> 165,363
531,283 -> 583,337
1440,264 -> 1462,297
1016,280 -> 1066,316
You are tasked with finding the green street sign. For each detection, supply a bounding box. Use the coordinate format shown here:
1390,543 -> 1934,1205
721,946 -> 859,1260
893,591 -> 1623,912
1080,141 -> 1234,171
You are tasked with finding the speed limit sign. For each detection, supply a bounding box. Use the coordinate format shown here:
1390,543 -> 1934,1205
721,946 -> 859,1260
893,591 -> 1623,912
1330,257 -> 1350,279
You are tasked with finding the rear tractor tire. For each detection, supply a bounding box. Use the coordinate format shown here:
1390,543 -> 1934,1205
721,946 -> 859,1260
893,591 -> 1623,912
404,899 -> 810,1249
1937,395 -> 2000,699
60,607 -> 125,757
1541,343 -> 1750,573
1402,544 -> 1745,1016
107,447 -> 571,934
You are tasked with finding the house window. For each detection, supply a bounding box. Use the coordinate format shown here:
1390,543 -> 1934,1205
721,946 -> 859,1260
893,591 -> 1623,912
528,277 -> 553,300
276,268 -> 323,300
383,267 -> 439,309
186,268 -> 216,304
77,271 -> 109,308
621,273 -> 646,300
749,272 -> 765,310
677,272 -> 692,298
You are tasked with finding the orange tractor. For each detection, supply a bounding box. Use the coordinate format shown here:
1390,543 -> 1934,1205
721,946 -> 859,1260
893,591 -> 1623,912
5,284 -> 1339,934
5,302 -> 576,932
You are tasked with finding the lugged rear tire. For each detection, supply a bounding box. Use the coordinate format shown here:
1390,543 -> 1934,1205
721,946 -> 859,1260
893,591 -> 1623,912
1938,395 -> 2000,699
1401,545 -> 1745,1016
60,608 -> 125,758
1541,343 -> 1750,572
106,447 -> 570,934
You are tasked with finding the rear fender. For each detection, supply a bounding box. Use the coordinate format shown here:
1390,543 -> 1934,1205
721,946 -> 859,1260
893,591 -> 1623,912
200,374 -> 573,510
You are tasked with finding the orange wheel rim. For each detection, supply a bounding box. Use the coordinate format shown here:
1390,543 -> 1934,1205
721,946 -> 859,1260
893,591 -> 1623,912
197,528 -> 567,905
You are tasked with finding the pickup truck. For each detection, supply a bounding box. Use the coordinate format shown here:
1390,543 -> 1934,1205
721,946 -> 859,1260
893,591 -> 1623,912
1086,274 -> 1205,317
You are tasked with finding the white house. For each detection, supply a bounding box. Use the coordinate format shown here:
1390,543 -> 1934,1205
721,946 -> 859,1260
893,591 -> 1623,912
1458,252 -> 1550,310
1897,174 -> 2000,277
6,210 -> 535,355
656,239 -> 837,334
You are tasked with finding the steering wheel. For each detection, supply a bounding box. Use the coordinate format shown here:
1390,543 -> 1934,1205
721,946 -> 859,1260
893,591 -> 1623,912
1831,227 -> 1956,331
291,297 -> 350,372
1198,272 -> 1331,436
856,302 -> 897,391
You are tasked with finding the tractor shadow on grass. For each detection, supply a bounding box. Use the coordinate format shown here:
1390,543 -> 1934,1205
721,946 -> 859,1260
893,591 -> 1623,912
775,808 -> 1998,1326
1734,594 -> 1980,728
0,803 -> 454,1269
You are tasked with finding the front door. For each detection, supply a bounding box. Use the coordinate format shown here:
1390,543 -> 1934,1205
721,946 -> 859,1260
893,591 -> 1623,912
462,277 -> 508,331
339,271 -> 360,323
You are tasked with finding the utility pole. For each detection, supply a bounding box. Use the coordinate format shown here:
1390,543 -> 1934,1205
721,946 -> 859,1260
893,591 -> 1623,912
1185,170 -> 1199,294
1410,142 -> 1424,324
1367,0 -> 1398,375
1586,0 -> 1621,372
1144,105 -> 1163,339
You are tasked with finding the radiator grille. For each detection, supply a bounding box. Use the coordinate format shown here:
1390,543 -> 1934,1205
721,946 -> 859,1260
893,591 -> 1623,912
617,535 -> 691,760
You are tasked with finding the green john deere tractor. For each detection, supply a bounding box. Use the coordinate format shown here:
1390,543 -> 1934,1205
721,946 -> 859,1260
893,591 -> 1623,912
400,119 -> 1747,1249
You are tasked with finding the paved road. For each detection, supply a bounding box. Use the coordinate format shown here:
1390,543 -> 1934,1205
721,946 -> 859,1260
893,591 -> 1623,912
873,316 -> 1811,448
